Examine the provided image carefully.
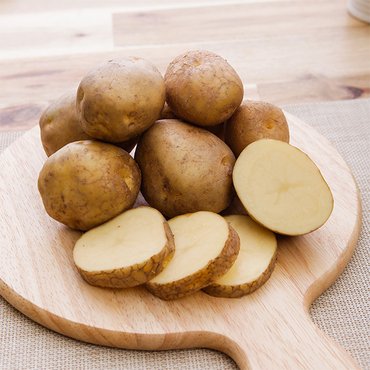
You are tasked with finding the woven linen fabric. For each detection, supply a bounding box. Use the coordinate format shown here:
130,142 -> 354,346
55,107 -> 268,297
0,99 -> 369,370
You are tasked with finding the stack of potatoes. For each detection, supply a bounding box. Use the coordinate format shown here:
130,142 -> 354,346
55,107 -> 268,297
38,51 -> 334,300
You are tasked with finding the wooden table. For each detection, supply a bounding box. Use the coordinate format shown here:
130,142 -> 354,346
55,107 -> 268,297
0,0 -> 369,133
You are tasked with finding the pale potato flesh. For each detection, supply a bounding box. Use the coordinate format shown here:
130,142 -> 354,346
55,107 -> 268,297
151,212 -> 229,283
203,215 -> 277,298
218,215 -> 276,285
73,207 -> 174,288
146,211 -> 240,300
74,207 -> 167,270
233,139 -> 334,235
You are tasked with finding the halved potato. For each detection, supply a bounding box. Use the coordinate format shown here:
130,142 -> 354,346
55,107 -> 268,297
146,211 -> 240,300
233,139 -> 334,235
73,207 -> 174,288
203,215 -> 277,298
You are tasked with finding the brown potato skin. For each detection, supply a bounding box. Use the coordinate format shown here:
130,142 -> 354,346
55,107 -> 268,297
38,140 -> 141,231
40,93 -> 93,156
39,92 -> 139,156
159,103 -> 225,140
77,222 -> 175,288
135,119 -> 236,218
77,57 -> 165,143
165,50 -> 244,127
146,225 -> 240,300
225,101 -> 290,157
159,102 -> 177,120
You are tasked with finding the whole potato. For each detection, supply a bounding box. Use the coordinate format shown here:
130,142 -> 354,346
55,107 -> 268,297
39,93 -> 92,156
77,57 -> 165,143
135,119 -> 235,218
39,93 -> 138,156
164,50 -> 243,127
225,101 -> 290,157
38,141 -> 141,230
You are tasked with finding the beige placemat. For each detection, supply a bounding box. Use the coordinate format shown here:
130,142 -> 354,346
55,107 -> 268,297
0,99 -> 369,370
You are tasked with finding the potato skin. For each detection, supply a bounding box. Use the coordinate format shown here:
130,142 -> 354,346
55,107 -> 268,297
135,119 -> 236,218
77,57 -> 165,143
146,225 -> 240,300
40,93 -> 93,156
38,141 -> 141,230
77,222 -> 175,288
225,101 -> 290,157
39,92 -> 138,156
165,50 -> 243,127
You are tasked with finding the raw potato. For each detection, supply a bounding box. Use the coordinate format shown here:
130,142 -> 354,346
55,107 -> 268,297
39,92 -> 139,156
39,93 -> 93,156
203,215 -> 277,298
77,57 -> 165,143
233,139 -> 334,235
73,207 -> 175,288
225,101 -> 290,157
135,119 -> 235,218
159,104 -> 225,139
165,50 -> 243,127
146,211 -> 240,300
159,102 -> 177,119
38,140 -> 141,231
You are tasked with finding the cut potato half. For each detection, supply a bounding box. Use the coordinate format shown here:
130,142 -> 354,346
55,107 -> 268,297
73,207 -> 174,288
203,215 -> 277,298
233,139 -> 334,235
146,211 -> 240,300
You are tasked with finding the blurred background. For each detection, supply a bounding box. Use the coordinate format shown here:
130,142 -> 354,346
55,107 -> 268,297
0,0 -> 369,133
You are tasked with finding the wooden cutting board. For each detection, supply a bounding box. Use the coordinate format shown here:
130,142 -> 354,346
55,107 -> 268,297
0,113 -> 361,370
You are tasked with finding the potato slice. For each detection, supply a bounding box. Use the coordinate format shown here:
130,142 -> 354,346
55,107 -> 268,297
146,211 -> 240,300
73,207 -> 174,288
203,215 -> 277,298
233,139 -> 334,235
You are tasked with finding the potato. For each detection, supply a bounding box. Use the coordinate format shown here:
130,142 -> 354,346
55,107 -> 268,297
39,92 -> 139,156
203,215 -> 277,298
39,93 -> 92,156
225,101 -> 290,157
233,139 -> 334,235
159,102 -> 177,119
77,57 -> 165,143
159,103 -> 225,139
146,211 -> 240,300
134,119 -> 235,218
73,207 -> 174,288
164,50 -> 243,127
38,140 -> 141,231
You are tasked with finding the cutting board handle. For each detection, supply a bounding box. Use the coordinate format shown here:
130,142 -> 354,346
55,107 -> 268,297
216,307 -> 360,370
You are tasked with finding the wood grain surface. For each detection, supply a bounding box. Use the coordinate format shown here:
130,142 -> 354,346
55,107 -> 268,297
0,113 -> 361,369
0,0 -> 369,132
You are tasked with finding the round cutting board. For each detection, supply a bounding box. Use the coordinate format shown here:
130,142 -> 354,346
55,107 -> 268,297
0,113 -> 361,370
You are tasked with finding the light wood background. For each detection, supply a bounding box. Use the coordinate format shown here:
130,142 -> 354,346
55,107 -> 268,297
0,0 -> 369,132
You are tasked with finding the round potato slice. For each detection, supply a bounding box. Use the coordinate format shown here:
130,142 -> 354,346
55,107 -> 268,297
233,139 -> 334,235
203,215 -> 277,298
73,207 -> 174,288
146,211 -> 240,300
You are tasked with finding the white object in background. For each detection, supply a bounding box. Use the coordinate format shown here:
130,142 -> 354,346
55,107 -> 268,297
348,0 -> 370,23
